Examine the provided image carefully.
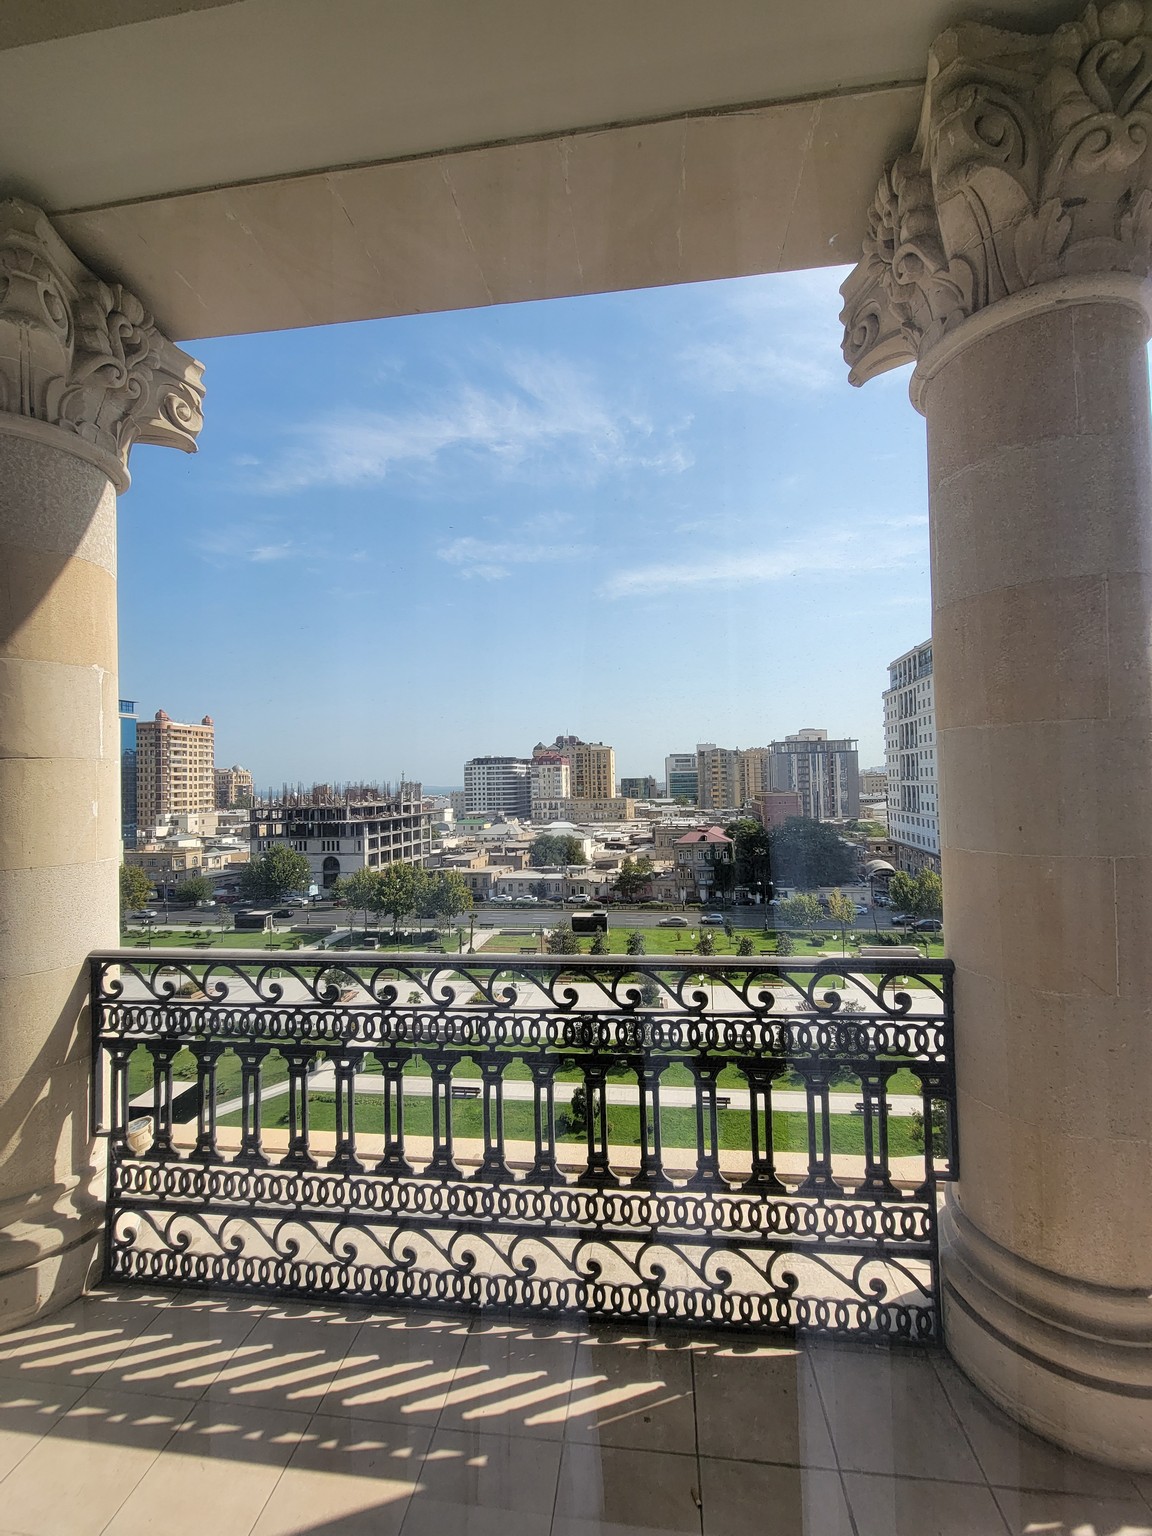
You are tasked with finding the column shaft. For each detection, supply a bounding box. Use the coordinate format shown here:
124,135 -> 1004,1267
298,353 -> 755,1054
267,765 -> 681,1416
0,432 -> 120,1328
926,299 -> 1152,1465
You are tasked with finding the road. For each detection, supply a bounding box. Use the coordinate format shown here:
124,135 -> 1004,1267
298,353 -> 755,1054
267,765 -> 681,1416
127,897 -> 926,942
216,1064 -> 921,1121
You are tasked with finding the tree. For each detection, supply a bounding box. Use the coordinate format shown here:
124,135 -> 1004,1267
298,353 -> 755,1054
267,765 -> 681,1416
824,889 -> 857,941
174,874 -> 213,906
776,893 -> 823,930
888,870 -> 917,918
374,861 -> 426,932
737,935 -> 754,957
611,856 -> 654,903
914,869 -> 943,919
768,818 -> 855,889
120,863 -> 152,913
725,818 -> 773,891
531,833 -> 585,867
339,868 -> 380,939
590,929 -> 609,955
626,930 -> 646,957
775,931 -> 795,956
546,923 -> 580,954
423,870 -> 473,925
241,845 -> 310,903
696,930 -> 716,956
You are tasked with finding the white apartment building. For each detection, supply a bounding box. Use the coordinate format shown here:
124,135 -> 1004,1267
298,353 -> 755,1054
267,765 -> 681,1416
464,756 -> 532,818
529,755 -> 571,819
883,641 -> 940,874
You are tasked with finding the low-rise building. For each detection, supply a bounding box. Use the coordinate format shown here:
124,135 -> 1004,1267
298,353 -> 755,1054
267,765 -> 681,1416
620,775 -> 657,799
750,790 -> 804,829
549,797 -> 635,821
673,826 -> 734,903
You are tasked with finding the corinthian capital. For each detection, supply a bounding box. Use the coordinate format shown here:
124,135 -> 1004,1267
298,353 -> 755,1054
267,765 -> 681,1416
0,200 -> 203,487
842,1 -> 1152,385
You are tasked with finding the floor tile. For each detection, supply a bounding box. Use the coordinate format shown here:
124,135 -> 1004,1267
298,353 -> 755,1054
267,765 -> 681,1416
0,1293 -> 170,1388
700,1456 -> 853,1536
932,1355 -> 1145,1499
845,1471 -> 1010,1535
693,1345 -> 835,1468
435,1329 -> 580,1438
91,1291 -> 267,1399
0,1386 -> 191,1536
992,1483 -> 1152,1536
562,1339 -> 695,1453
252,1412 -> 431,1536
401,1502 -> 549,1536
199,1308 -> 363,1413
0,1375 -> 87,1482
811,1345 -> 984,1482
416,1425 -> 562,1514
553,1442 -> 702,1534
102,1401 -> 310,1536
315,1312 -> 471,1428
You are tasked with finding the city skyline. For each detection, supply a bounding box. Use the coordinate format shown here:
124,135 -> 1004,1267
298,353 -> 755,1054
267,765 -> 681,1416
118,265 -> 930,784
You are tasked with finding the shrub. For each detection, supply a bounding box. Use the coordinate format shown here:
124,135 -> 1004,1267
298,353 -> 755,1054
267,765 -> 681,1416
590,930 -> 609,955
626,930 -> 646,957
639,978 -> 663,1007
775,932 -> 795,956
696,931 -> 716,957
909,1102 -> 948,1158
737,935 -> 754,957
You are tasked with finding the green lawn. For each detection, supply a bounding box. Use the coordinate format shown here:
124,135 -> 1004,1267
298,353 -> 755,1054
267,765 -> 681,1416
222,1091 -> 924,1158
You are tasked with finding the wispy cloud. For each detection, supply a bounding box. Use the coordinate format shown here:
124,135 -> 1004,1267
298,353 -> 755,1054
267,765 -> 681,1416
678,267 -> 851,397
255,351 -> 690,493
197,524 -> 303,565
437,527 -> 593,582
599,515 -> 926,599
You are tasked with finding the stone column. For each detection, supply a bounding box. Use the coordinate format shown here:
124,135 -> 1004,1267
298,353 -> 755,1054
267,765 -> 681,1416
0,201 -> 203,1330
842,5 -> 1152,1470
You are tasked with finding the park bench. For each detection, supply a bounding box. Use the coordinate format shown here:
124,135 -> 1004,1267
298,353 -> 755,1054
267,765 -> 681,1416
519,946 -> 536,954
715,1095 -> 731,1109
450,1084 -> 481,1100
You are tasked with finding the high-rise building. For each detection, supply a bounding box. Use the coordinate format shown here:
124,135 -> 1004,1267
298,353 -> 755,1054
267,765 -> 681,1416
572,741 -> 615,800
214,764 -> 254,809
464,756 -> 532,819
736,747 -> 771,802
135,709 -> 216,831
664,753 -> 699,804
696,743 -> 741,810
620,775 -> 657,799
530,753 -> 571,819
119,699 -> 138,848
767,729 -> 859,820
883,641 -> 940,873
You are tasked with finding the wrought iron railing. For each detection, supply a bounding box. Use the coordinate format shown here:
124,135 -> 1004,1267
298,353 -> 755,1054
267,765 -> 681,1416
90,948 -> 955,1339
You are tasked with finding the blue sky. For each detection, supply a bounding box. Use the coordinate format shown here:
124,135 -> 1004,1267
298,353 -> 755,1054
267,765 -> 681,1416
118,266 -> 929,789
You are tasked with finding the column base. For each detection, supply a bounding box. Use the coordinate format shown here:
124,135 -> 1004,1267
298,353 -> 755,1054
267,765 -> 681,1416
941,1194 -> 1152,1470
0,1178 -> 104,1335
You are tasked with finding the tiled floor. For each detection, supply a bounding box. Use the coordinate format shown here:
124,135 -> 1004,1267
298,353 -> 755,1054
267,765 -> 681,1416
0,1286 -> 1148,1535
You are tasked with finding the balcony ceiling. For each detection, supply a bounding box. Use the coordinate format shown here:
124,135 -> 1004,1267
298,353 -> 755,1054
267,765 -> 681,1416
0,0 -> 1082,340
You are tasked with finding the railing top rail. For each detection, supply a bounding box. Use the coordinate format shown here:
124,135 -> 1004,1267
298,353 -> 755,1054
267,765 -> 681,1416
90,947 -> 953,975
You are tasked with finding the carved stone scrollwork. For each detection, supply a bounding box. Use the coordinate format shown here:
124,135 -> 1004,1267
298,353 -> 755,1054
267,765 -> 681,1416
0,200 -> 203,486
842,1 -> 1152,385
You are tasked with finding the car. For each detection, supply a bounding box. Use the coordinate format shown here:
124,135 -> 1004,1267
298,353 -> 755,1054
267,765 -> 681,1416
889,912 -> 913,925
514,894 -> 539,904
567,894 -> 592,905
284,895 -> 309,906
700,913 -> 725,925
490,893 -> 514,903
658,916 -> 690,927
129,910 -> 154,921
911,917 -> 943,932
271,907 -> 292,919
854,903 -> 869,916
